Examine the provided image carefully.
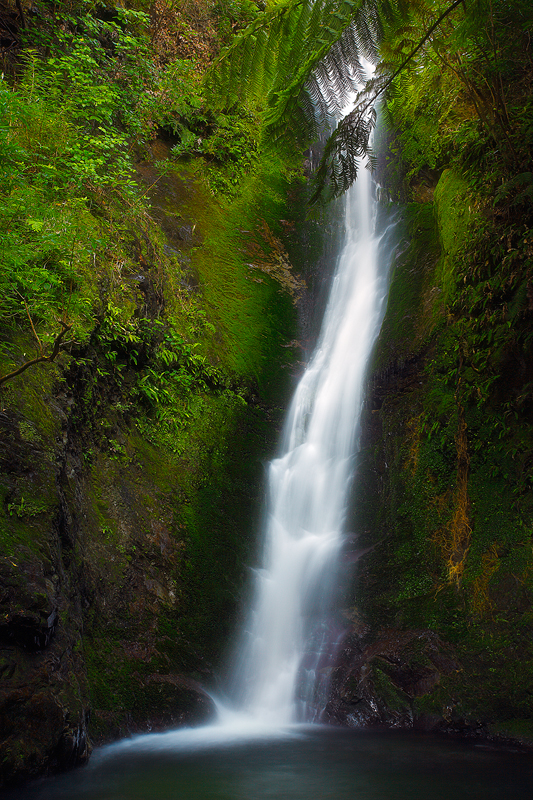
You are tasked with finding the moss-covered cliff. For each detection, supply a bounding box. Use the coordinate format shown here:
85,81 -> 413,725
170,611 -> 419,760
328,171 -> 533,745
322,0 -> 533,744
0,0 -> 329,785
0,147 -> 309,786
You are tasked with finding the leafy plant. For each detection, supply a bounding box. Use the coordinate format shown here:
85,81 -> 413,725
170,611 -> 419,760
7,496 -> 49,518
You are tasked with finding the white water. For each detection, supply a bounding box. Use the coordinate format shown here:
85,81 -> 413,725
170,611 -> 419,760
227,152 -> 394,726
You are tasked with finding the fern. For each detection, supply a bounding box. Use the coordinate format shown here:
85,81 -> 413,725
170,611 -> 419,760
310,99 -> 377,204
206,0 -> 471,202
205,0 -> 387,201
206,0 -> 368,116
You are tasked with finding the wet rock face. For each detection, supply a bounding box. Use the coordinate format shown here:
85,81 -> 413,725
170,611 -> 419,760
0,332 -> 235,786
324,627 -> 460,730
0,400 -> 92,787
0,686 -> 91,784
0,556 -> 58,650
0,555 -> 91,787
0,483 -> 216,788
121,675 -> 216,735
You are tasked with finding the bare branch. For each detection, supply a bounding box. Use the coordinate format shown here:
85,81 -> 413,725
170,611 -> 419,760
0,322 -> 72,389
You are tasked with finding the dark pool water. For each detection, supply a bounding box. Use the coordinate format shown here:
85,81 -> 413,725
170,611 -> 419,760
5,726 -> 533,800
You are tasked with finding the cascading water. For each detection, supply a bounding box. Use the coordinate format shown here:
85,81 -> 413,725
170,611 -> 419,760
227,143 -> 395,726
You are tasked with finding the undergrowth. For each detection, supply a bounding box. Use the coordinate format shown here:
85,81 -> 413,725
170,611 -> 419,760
0,0 -> 309,744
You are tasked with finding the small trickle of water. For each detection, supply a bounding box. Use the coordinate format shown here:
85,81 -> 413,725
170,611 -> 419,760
227,151 -> 395,724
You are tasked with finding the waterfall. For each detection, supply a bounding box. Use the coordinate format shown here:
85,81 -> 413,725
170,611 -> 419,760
227,145 -> 395,725
63,124 -> 399,783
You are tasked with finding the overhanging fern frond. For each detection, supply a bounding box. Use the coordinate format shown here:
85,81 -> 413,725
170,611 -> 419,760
309,0 -> 467,202
265,0 -> 377,140
206,0 -> 369,117
205,0 -> 308,107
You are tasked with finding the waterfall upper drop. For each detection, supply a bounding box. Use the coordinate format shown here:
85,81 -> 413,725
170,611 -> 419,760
228,147 -> 395,726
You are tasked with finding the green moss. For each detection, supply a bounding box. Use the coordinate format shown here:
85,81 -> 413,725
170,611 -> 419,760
433,169 -> 480,303
0,338 -> 61,440
0,514 -> 50,556
352,156 -> 533,730
84,638 -> 138,713
490,719 -> 533,743
0,344 -> 62,559
372,201 -> 439,372
371,663 -> 412,714
185,162 -> 300,399
174,397 -> 279,664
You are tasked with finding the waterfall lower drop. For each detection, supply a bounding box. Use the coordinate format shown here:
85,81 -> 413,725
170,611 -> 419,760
227,148 -> 394,727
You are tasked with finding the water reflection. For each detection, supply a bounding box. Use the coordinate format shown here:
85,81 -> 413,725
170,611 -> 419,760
7,727 -> 533,800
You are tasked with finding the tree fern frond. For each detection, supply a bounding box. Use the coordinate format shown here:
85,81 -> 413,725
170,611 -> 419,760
245,29 -> 268,98
265,0 -> 368,141
204,0 -> 303,105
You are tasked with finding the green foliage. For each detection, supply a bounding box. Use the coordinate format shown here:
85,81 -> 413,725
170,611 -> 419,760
215,0 -> 262,39
383,0 -> 533,190
371,0 -> 533,695
171,107 -> 260,195
0,187 -> 99,338
183,153 -> 301,393
0,5 -> 214,365
205,0 -> 375,148
6,496 -> 49,519
386,65 -> 460,180
351,0 -> 533,702
22,6 -> 153,132
135,328 -> 228,421
149,58 -> 205,139
0,0 -> 323,756
0,9 -> 149,350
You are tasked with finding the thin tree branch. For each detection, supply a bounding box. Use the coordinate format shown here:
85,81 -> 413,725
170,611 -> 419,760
365,0 -> 466,114
16,292 -> 43,356
309,0 -> 467,202
0,322 -> 72,388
